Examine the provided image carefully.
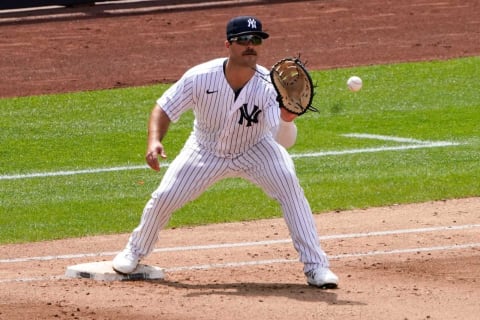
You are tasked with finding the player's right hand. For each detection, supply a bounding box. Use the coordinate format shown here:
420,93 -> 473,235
145,141 -> 167,171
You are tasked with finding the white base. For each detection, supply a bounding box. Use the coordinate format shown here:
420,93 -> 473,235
65,261 -> 165,281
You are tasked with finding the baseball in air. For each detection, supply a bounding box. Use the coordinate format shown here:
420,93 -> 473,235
347,76 -> 363,92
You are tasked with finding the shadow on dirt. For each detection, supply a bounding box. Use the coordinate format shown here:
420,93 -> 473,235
154,279 -> 366,305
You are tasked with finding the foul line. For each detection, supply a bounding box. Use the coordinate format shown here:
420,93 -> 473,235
292,132 -> 460,158
164,242 -> 480,272
0,134 -> 461,181
1,242 -> 478,284
1,224 -> 478,264
0,164 -> 150,181
342,133 -> 441,144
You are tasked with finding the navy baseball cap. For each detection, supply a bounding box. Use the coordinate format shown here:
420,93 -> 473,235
226,16 -> 269,40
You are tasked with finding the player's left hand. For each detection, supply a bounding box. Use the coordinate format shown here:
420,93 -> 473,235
280,107 -> 298,122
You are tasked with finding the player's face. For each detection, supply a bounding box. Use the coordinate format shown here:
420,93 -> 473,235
226,35 -> 263,68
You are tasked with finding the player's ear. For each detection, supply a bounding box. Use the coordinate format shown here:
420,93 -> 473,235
225,40 -> 231,48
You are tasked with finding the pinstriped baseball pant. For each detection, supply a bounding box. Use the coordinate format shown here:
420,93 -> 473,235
126,136 -> 330,272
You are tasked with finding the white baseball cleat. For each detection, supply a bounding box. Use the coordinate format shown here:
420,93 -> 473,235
305,268 -> 339,289
112,249 -> 140,274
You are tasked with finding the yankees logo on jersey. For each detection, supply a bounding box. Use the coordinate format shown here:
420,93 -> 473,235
238,104 -> 262,127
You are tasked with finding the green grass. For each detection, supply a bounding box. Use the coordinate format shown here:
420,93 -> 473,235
1,57 -> 479,244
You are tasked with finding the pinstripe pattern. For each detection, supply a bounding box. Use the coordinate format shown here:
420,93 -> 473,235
126,58 -> 330,272
158,58 -> 278,157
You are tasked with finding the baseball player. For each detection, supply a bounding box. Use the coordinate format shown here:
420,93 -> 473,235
113,15 -> 338,288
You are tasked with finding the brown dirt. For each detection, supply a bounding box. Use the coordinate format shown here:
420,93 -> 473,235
1,0 -> 479,98
1,198 -> 479,319
1,1 -> 479,319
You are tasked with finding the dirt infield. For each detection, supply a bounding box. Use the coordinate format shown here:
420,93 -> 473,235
1,198 -> 479,319
0,0 -> 479,98
1,0 -> 479,319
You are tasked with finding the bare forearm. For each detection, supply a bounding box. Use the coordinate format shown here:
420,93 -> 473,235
145,104 -> 171,171
148,104 -> 171,143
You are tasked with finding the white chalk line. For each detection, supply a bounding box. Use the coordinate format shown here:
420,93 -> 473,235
0,134 -> 461,181
165,242 -> 480,272
0,164 -> 151,181
342,133 -> 440,144
1,242 -> 478,284
291,142 -> 457,159
1,224 -> 478,264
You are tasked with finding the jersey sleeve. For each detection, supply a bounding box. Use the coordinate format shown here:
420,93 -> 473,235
156,72 -> 194,123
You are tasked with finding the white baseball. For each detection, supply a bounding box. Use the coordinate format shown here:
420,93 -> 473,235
347,76 -> 363,92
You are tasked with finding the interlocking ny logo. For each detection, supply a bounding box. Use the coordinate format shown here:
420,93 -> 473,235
238,104 -> 262,127
247,18 -> 257,29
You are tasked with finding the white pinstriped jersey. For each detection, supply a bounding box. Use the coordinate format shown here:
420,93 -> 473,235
124,57 -> 331,273
157,58 -> 280,158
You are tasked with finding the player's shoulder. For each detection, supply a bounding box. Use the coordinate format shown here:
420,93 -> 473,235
184,58 -> 226,78
253,64 -> 276,94
255,64 -> 270,75
252,64 -> 272,86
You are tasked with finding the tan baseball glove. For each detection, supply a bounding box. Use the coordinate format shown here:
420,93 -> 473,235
270,57 -> 318,115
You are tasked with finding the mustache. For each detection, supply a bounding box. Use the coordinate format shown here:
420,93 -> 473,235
242,49 -> 257,55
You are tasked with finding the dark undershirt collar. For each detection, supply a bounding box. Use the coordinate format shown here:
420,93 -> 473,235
223,59 -> 243,101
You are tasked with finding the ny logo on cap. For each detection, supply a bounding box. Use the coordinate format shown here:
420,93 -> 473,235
247,18 -> 257,29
